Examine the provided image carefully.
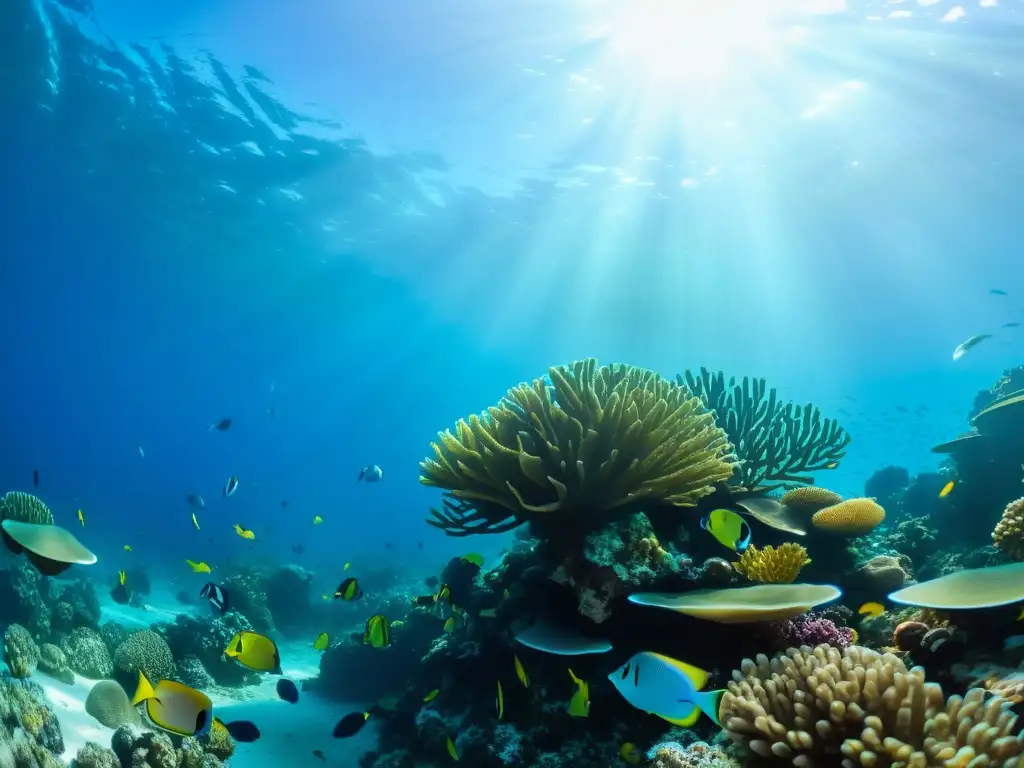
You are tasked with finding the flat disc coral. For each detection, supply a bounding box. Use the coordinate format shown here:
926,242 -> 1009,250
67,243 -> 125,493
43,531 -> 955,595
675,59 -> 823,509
628,583 -> 841,624
888,561 -> 1024,609
513,622 -> 613,655
733,497 -> 807,536
1,520 -> 97,575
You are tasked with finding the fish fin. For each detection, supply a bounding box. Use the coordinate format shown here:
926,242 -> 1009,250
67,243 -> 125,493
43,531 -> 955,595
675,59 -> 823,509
657,703 -> 700,728
696,689 -> 726,726
650,653 -> 710,690
131,671 -> 156,707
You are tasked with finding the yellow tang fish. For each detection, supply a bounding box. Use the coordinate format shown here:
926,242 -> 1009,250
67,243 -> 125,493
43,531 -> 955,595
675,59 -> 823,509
313,515 -> 323,525
77,509 -> 85,527
567,668 -> 590,718
234,524 -> 255,540
423,689 -> 439,703
443,616 -> 456,633
186,560 -> 212,574
620,742 -> 642,765
495,679 -> 504,719
446,736 -> 459,761
192,512 -> 200,531
460,553 -> 484,567
131,671 -> 212,737
313,632 -> 329,651
118,570 -> 127,586
224,630 -> 281,673
938,481 -> 955,498
123,545 -> 132,552
513,655 -> 529,689
858,601 -> 885,618
699,508 -> 751,553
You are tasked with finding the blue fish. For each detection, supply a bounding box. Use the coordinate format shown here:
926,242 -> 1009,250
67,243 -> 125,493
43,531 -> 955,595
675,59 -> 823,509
608,652 -> 724,728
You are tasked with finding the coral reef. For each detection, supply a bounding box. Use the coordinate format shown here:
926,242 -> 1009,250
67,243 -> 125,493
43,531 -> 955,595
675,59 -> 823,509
0,673 -> 65,764
992,496 -> 1024,560
761,613 -> 854,652
863,465 -> 910,507
421,358 -> 736,536
37,643 -> 73,684
721,644 -> 1023,766
650,740 -> 742,767
679,368 -> 850,491
733,544 -> 810,584
155,611 -> 259,686
112,629 -> 176,691
264,564 -> 313,637
111,723 -> 229,768
0,492 -> 54,525
221,569 -> 274,633
3,624 -> 40,678
61,626 -> 113,680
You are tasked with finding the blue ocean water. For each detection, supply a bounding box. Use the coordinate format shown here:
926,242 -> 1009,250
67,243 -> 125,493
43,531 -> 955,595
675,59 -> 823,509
3,0 -> 1024,766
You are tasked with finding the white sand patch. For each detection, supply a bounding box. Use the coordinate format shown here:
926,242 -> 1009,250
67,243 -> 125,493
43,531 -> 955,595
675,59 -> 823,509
36,671 -> 116,762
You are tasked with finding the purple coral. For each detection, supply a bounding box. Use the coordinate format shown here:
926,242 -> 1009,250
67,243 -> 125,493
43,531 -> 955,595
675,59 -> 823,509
764,612 -> 853,650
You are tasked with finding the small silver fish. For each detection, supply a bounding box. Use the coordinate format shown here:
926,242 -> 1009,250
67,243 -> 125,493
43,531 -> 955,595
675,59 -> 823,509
137,445 -> 145,458
952,333 -> 993,361
358,464 -> 383,483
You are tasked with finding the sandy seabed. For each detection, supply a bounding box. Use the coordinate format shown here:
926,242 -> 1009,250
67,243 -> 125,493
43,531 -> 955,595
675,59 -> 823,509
41,586 -> 378,767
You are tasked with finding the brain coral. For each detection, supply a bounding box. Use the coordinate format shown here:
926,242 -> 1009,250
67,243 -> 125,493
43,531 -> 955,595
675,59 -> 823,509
733,543 -> 811,584
421,358 -> 736,536
720,643 -> 1024,767
113,630 -> 176,689
0,491 -> 54,525
992,497 -> 1024,561
811,498 -> 885,537
85,680 -> 141,729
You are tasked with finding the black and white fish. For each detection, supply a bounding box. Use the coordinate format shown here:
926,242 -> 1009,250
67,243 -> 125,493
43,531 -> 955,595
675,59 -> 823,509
358,464 -> 383,483
223,476 -> 239,497
200,582 -> 229,613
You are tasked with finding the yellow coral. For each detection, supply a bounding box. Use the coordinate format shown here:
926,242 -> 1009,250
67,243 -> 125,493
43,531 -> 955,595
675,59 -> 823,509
721,644 -> 1024,767
732,543 -> 810,584
993,497 -> 1024,561
811,497 -> 885,536
780,487 -> 842,516
421,359 -> 737,535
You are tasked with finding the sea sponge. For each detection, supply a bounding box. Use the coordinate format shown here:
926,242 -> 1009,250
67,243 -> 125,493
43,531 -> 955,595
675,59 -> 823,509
0,491 -> 54,525
780,487 -> 842,517
421,359 -> 736,536
720,644 -> 1024,766
733,543 -> 811,584
679,368 -> 850,491
852,554 -> 910,593
61,627 -> 114,679
4,623 -> 40,678
993,497 -> 1024,560
84,680 -> 141,728
113,629 -> 175,689
811,498 -> 885,536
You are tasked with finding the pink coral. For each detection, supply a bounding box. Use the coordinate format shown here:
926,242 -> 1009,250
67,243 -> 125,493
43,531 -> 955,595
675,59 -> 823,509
762,612 -> 853,650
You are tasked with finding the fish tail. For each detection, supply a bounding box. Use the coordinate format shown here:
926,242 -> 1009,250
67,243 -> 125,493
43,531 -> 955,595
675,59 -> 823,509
130,671 -> 156,707
696,689 -> 726,727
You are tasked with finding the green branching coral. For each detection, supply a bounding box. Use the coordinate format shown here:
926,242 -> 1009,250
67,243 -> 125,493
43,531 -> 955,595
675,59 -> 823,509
679,368 -> 850,491
421,358 -> 737,536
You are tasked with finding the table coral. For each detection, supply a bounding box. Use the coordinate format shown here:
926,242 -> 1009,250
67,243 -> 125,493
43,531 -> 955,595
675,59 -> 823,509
720,643 -> 1024,766
421,358 -> 736,536
733,543 -> 810,584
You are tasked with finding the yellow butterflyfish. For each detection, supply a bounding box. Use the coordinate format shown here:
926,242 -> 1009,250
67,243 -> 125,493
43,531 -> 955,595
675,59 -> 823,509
186,560 -> 212,574
234,524 -> 255,540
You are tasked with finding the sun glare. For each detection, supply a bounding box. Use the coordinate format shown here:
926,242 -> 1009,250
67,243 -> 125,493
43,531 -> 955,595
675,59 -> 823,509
601,0 -> 794,84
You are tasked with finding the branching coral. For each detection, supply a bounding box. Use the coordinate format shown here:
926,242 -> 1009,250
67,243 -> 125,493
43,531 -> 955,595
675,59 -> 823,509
733,543 -> 810,584
720,644 -> 1024,767
992,497 -> 1024,560
679,368 -> 850,491
421,359 -> 736,536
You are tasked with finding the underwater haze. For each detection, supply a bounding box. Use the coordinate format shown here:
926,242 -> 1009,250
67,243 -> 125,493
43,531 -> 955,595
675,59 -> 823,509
2,0 -> 1024,766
